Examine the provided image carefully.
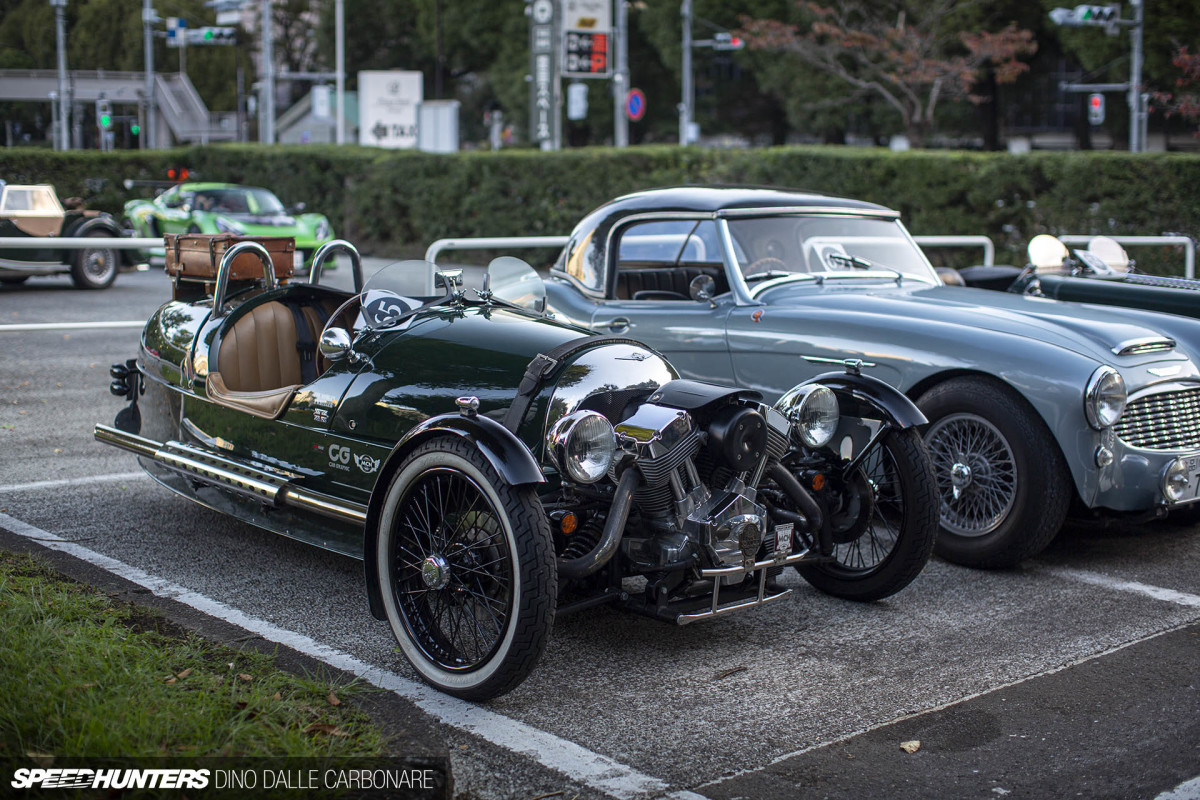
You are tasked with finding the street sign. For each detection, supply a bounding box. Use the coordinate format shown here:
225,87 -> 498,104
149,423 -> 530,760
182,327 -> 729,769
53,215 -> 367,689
625,88 -> 646,122
1088,93 -> 1106,125
166,17 -> 187,48
567,83 -> 588,121
358,70 -> 422,149
562,0 -> 612,78
312,85 -> 332,120
529,0 -> 558,147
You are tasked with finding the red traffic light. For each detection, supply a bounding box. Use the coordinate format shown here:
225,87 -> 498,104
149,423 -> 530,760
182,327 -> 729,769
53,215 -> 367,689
729,36 -> 742,49
1090,96 -> 1102,108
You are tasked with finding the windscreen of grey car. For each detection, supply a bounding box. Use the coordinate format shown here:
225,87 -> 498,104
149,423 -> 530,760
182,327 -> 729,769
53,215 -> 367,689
727,216 -> 936,283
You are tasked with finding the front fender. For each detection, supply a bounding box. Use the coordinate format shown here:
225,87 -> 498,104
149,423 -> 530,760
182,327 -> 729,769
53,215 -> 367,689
68,215 -> 124,238
805,370 -> 927,428
362,412 -> 545,619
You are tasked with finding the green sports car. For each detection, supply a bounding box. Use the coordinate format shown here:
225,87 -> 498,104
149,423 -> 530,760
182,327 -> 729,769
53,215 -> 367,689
124,182 -> 335,271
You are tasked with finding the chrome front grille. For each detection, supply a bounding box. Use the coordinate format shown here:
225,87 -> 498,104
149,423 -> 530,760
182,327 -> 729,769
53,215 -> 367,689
1114,387 -> 1200,450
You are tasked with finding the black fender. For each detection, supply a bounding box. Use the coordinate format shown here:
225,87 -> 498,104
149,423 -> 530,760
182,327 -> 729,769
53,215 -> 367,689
363,411 -> 545,619
807,371 -> 927,428
65,215 -> 137,266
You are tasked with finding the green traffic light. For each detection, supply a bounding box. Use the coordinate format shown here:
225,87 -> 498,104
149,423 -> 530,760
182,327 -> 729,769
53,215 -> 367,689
131,123 -> 141,135
204,29 -> 213,40
100,115 -> 111,128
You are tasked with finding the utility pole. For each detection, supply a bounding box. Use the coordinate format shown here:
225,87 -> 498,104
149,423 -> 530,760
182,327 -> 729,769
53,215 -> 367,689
260,0 -> 275,144
613,0 -> 628,147
142,0 -> 156,148
50,0 -> 69,151
679,0 -> 693,145
335,0 -> 345,145
1129,0 -> 1144,152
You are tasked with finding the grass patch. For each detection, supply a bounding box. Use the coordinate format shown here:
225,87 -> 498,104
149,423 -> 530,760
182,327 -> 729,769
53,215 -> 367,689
0,551 -> 386,759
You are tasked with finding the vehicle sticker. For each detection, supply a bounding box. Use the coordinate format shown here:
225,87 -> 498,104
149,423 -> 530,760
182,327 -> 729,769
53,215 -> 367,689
751,310 -> 763,323
354,453 -> 381,474
328,443 -> 352,471
313,408 -> 329,423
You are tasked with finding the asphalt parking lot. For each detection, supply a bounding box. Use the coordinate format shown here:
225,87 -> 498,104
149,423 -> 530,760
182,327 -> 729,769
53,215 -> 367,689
2,266 -> 1199,800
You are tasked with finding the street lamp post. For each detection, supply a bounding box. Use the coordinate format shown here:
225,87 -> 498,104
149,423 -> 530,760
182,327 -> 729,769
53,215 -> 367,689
679,0 -> 692,145
142,0 -> 156,149
260,0 -> 275,144
50,0 -> 69,151
335,0 -> 345,145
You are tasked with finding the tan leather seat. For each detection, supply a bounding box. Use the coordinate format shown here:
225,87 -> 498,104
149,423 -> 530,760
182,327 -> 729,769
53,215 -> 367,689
207,300 -> 302,419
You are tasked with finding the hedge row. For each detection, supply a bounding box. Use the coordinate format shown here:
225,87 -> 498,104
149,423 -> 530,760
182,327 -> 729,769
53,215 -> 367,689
2,144 -> 1197,270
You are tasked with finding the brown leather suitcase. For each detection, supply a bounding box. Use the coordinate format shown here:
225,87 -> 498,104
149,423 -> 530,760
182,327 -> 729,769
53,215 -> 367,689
164,233 -> 296,281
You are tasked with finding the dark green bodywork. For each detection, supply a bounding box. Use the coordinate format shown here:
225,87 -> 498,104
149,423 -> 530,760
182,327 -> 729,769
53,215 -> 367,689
135,284 -> 585,557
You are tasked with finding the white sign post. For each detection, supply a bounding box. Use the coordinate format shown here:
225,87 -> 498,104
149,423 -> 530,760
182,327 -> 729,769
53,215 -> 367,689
358,70 -> 423,149
562,0 -> 612,78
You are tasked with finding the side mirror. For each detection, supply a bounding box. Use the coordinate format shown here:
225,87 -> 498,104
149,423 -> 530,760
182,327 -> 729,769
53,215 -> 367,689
690,274 -> 716,303
320,328 -> 353,362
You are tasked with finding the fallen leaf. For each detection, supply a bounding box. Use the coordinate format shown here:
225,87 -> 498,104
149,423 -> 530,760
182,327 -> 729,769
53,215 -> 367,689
53,449 -> 62,454
272,692 -> 282,701
303,723 -> 349,738
165,677 -> 177,684
713,665 -> 748,681
176,668 -> 193,679
900,740 -> 921,754
326,691 -> 341,707
238,673 -> 252,682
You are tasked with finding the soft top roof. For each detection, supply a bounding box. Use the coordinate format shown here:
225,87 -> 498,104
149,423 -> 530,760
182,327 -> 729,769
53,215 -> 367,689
594,186 -> 896,216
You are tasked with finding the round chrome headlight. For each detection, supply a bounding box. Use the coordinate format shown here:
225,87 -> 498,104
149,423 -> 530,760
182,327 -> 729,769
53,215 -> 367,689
547,410 -> 616,484
1085,366 -> 1126,429
1162,457 -> 1190,504
775,384 -> 840,449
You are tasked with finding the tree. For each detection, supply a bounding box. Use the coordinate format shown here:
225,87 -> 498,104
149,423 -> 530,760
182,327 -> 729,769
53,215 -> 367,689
738,0 -> 1037,147
1153,47 -> 1200,135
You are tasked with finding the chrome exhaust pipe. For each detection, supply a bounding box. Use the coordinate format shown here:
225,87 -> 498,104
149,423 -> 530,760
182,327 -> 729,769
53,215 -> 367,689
94,424 -> 367,526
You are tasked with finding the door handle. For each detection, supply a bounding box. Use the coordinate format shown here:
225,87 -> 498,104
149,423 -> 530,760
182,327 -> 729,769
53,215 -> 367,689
593,317 -> 631,333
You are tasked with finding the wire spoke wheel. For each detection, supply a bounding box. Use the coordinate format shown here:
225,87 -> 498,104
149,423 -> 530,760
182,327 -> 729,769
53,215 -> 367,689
375,437 -> 555,700
391,467 -> 513,672
794,427 -> 937,602
70,233 -> 118,289
924,413 -> 1017,538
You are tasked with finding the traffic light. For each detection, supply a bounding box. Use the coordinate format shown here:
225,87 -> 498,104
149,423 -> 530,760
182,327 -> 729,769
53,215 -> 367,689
186,26 -> 236,45
712,32 -> 745,51
130,121 -> 141,136
95,99 -> 112,130
1048,4 -> 1121,27
1088,93 -> 1106,125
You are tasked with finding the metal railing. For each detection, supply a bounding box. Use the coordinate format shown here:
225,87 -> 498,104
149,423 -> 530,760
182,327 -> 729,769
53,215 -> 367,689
0,237 -> 162,249
912,235 -> 995,267
424,235 -> 570,264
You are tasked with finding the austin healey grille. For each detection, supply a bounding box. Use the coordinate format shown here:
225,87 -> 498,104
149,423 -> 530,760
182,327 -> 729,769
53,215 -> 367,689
1114,387 -> 1200,450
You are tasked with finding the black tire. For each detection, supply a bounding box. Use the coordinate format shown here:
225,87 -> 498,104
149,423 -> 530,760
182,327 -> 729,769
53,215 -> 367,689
794,427 -> 938,601
374,437 -> 556,701
918,376 -> 1070,569
70,232 -> 118,289
0,277 -> 29,286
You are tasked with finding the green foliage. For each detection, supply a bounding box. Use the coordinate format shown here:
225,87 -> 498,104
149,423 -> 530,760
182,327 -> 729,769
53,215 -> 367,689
1,143 -> 1196,271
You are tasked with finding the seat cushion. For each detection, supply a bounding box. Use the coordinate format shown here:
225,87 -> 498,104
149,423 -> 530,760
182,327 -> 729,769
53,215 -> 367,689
206,372 -> 297,420
217,300 -> 302,392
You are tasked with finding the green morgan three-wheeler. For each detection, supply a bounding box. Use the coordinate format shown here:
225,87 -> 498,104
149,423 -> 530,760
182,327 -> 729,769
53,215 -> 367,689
96,238 -> 938,700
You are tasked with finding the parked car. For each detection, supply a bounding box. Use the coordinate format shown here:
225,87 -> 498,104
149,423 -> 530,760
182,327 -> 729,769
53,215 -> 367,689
0,181 -> 130,289
95,237 -> 938,700
531,186 -> 1200,569
952,234 -> 1200,321
123,182 -> 335,272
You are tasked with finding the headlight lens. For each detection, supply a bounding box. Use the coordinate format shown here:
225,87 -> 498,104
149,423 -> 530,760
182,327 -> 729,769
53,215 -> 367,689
548,411 -> 616,484
315,219 -> 332,240
214,216 -> 242,234
775,384 -> 840,449
1085,367 -> 1126,429
1162,457 -> 1191,504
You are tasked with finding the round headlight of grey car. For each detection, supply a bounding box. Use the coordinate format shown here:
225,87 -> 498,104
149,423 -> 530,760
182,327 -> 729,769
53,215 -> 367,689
1085,366 -> 1126,429
548,410 -> 616,484
775,384 -> 840,449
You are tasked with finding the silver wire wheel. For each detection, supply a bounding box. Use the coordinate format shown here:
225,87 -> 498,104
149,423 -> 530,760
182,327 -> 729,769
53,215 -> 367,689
70,233 -> 118,289
924,412 -> 1018,538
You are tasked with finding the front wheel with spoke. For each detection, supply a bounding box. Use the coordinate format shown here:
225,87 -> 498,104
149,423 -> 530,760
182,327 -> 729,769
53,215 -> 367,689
374,437 -> 555,700
794,427 -> 938,601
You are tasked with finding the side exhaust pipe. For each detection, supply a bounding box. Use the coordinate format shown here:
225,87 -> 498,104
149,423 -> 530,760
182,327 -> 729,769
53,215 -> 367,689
94,424 -> 366,526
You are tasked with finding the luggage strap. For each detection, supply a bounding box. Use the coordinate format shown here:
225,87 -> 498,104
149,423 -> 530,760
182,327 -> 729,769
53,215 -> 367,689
286,302 -> 331,385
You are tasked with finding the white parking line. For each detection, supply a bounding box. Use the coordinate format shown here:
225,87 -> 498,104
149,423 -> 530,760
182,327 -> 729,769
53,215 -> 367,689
1047,567 -> 1200,608
0,321 -> 145,332
0,472 -> 148,494
0,511 -> 704,800
1157,775 -> 1200,800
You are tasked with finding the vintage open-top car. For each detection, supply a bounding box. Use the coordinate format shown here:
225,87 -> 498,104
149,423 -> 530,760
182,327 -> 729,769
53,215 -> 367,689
0,181 -> 131,289
124,182 -> 335,272
529,186 -> 1200,569
952,234 -> 1200,322
95,236 -> 937,700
